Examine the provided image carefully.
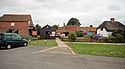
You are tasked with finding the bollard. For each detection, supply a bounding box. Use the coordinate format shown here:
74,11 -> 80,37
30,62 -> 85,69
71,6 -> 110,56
44,40 -> 47,45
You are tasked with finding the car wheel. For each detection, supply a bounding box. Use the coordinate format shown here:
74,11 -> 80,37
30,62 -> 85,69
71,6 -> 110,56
7,44 -> 11,49
24,43 -> 28,46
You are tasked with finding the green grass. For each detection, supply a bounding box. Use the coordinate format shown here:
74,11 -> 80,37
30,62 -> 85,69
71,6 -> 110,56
67,43 -> 125,58
30,40 -> 57,46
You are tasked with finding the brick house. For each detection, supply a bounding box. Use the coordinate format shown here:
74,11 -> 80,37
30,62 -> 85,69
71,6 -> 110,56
0,14 -> 35,36
56,25 -> 96,36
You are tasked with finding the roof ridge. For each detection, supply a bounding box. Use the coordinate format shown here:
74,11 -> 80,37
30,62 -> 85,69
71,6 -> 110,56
3,14 -> 31,16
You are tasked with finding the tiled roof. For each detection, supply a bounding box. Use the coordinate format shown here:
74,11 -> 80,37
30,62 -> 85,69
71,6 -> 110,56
80,27 -> 97,32
65,26 -> 80,32
0,14 -> 32,22
57,26 -> 97,33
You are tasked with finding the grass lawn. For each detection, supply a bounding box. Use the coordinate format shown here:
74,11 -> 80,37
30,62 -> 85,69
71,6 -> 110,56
67,43 -> 125,58
30,40 -> 57,46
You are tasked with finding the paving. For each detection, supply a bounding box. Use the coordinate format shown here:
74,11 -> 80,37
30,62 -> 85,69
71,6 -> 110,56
38,38 -> 74,54
0,39 -> 125,69
0,45 -> 125,69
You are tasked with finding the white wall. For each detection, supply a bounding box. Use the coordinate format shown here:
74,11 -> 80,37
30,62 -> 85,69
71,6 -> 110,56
97,28 -> 112,37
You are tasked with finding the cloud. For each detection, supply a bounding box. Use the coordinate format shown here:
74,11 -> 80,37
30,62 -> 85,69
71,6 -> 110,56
0,0 -> 125,27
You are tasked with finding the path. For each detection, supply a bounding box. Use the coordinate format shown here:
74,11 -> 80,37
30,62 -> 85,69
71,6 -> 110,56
1,46 -> 125,69
40,38 -> 75,54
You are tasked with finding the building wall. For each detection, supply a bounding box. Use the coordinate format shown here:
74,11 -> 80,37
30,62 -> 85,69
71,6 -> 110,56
97,28 -> 112,37
0,21 -> 29,36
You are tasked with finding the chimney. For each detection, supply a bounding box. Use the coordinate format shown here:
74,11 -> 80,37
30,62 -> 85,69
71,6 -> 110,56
110,18 -> 115,22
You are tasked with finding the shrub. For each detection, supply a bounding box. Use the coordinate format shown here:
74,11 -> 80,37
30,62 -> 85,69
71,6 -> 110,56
14,30 -> 19,34
6,29 -> 13,33
68,32 -> 77,42
76,31 -> 84,37
83,35 -> 90,42
111,30 -> 125,43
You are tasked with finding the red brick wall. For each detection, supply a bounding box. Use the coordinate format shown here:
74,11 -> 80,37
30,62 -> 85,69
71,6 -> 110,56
0,21 -> 29,36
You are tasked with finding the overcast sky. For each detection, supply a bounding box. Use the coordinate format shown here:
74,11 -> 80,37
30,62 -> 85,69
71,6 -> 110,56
0,0 -> 125,27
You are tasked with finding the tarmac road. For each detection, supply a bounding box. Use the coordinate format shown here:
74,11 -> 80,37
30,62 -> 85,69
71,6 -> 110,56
0,46 -> 125,69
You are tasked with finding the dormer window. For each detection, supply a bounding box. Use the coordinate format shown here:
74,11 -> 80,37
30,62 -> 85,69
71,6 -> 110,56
11,22 -> 15,26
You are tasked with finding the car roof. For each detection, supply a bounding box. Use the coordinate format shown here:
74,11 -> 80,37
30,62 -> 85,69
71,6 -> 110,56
0,33 -> 18,35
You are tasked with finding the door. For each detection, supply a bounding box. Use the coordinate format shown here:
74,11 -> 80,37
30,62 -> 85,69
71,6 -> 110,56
11,35 -> 23,46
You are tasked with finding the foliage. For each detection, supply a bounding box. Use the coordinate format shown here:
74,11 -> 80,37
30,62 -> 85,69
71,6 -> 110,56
6,29 -> 19,33
68,32 -> 77,42
67,43 -> 125,58
83,35 -> 90,42
35,24 -> 41,35
76,30 -> 84,37
6,29 -> 13,33
90,25 -> 93,27
110,30 -> 125,43
67,18 -> 81,26
52,25 -> 59,30
14,30 -> 19,34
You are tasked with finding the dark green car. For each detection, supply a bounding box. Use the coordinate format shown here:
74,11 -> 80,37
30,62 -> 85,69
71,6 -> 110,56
0,33 -> 28,49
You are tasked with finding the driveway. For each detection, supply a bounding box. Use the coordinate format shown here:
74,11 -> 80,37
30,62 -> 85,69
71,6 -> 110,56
0,46 -> 125,69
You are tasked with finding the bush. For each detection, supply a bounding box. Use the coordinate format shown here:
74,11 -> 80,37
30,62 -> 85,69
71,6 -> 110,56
14,30 -> 19,34
83,35 -> 90,42
6,29 -> 13,33
68,32 -> 77,42
76,31 -> 84,37
111,30 -> 125,43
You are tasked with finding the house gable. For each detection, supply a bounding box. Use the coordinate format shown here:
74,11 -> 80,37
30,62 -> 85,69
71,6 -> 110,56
0,14 -> 34,36
97,18 -> 125,37
97,18 -> 125,32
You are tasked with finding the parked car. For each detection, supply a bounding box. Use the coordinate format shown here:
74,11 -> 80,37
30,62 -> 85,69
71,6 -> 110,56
0,33 -> 28,49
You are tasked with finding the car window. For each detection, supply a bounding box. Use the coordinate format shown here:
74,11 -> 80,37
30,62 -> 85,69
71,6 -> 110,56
12,35 -> 21,40
0,34 -> 4,40
6,35 -> 12,40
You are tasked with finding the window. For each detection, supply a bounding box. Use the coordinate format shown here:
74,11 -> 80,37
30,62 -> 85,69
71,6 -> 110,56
6,35 -> 12,40
11,35 -> 20,40
0,34 -> 4,40
11,23 -> 15,26
13,34 -> 21,40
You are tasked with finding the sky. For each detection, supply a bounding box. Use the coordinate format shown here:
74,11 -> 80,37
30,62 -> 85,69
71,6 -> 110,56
0,0 -> 125,27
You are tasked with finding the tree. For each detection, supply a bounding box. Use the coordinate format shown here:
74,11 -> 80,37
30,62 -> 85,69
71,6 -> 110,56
90,25 -> 93,27
52,25 -> 59,30
110,30 -> 125,43
35,24 -> 41,35
76,30 -> 84,37
6,29 -> 19,34
6,29 -> 13,33
67,18 -> 81,26
14,30 -> 19,34
68,32 -> 77,42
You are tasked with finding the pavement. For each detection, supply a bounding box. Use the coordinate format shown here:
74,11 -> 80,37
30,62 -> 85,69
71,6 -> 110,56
0,39 -> 125,69
32,38 -> 74,54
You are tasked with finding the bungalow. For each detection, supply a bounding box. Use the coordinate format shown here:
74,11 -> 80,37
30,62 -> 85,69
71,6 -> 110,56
97,18 -> 125,37
56,25 -> 96,36
0,14 -> 35,36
